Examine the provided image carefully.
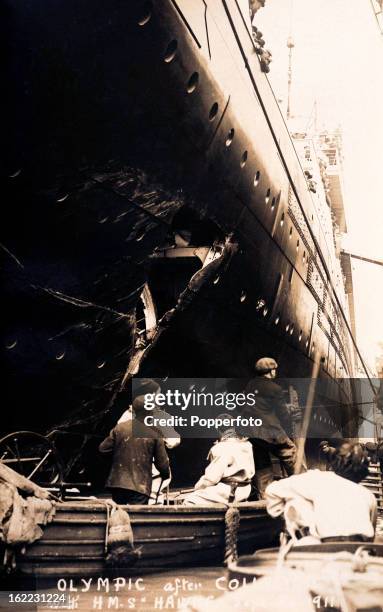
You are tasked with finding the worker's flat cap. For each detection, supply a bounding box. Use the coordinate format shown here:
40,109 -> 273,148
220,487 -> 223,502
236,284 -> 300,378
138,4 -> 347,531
255,357 -> 278,373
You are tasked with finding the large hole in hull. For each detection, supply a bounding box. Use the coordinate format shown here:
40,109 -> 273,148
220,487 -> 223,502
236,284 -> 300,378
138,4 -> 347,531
148,257 -> 202,320
131,208 -> 227,377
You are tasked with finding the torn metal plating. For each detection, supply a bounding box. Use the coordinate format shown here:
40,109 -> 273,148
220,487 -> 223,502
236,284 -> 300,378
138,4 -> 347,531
120,235 -> 239,384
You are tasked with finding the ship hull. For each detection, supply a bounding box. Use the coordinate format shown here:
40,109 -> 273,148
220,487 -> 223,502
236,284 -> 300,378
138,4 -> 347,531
3,0 -> 359,483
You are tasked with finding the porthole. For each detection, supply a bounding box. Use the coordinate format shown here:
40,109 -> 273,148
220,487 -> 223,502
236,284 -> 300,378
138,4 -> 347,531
9,169 -> 21,179
289,325 -> 294,335
274,315 -> 280,325
213,276 -> 220,285
164,40 -> 178,63
5,340 -> 17,350
56,193 -> 69,203
225,128 -> 235,147
296,240 -> 300,252
285,323 -> 290,332
263,307 -> 268,317
209,102 -> 219,121
97,361 -> 106,369
265,188 -> 271,204
303,251 -> 306,262
289,227 -> 293,239
271,196 -> 276,210
280,213 -> 285,227
137,1 -> 152,26
187,72 -> 199,93
240,291 -> 247,302
240,151 -> 248,167
254,171 -> 260,187
55,351 -> 65,361
298,330 -> 303,341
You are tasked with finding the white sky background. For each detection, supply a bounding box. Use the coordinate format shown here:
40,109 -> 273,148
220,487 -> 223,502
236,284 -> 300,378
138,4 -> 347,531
256,0 -> 383,372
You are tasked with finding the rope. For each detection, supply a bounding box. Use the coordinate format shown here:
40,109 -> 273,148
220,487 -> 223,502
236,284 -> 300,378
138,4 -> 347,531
276,531 -> 294,571
101,499 -> 116,554
93,498 -> 118,553
224,506 -> 240,565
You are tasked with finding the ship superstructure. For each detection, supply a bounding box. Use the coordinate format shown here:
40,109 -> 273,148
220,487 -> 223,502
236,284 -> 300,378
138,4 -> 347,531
292,127 -> 357,377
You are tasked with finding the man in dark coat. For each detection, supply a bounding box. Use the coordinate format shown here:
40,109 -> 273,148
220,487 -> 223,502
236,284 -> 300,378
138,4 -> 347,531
99,396 -> 170,505
244,357 -> 296,497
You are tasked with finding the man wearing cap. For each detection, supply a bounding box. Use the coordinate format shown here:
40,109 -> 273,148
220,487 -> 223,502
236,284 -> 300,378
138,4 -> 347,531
117,379 -> 181,503
118,378 -> 163,424
99,396 -> 170,505
243,358 -> 296,497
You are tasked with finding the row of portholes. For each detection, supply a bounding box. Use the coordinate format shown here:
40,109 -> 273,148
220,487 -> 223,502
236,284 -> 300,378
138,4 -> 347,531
188,384 -> 208,392
272,318 -> 320,357
4,341 -> 106,368
138,8 -> 321,265
7,181 -> 71,200
313,413 -> 336,428
180,68 -> 269,193
286,225 -> 307,258
274,316 -> 303,341
143,11 -> 274,206
212,281 -> 344,371
209,105 -> 266,193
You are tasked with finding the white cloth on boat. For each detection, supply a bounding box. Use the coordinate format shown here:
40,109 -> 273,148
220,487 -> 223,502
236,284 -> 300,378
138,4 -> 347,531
265,470 -> 377,541
0,479 -> 55,546
183,437 -> 255,505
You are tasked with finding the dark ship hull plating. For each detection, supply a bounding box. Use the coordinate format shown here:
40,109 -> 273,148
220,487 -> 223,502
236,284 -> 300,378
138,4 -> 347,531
3,1 -> 360,483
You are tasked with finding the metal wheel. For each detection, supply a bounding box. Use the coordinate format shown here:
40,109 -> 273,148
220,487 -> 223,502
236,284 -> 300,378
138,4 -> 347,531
0,430 -> 63,485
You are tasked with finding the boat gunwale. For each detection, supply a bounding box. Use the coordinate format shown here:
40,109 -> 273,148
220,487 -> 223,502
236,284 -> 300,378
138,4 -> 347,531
53,500 -> 267,513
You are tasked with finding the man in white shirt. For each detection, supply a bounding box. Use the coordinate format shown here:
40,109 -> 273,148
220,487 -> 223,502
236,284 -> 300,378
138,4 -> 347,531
183,417 -> 255,505
265,442 -> 377,544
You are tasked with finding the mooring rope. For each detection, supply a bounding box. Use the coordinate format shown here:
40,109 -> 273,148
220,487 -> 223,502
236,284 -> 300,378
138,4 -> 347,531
224,505 -> 240,565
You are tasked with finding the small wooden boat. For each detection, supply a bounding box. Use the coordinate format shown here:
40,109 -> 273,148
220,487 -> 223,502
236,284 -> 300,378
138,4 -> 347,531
16,500 -> 282,576
227,543 -> 383,610
228,542 -> 383,582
